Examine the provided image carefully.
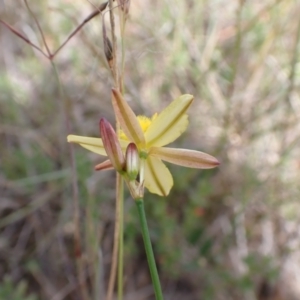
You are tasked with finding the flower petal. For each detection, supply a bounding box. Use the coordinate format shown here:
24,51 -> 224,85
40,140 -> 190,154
145,94 -> 193,147
67,134 -> 129,155
67,135 -> 107,155
150,147 -> 220,169
144,156 -> 173,196
111,89 -> 145,146
95,159 -> 114,171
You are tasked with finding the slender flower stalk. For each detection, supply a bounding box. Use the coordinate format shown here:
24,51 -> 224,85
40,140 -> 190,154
135,198 -> 163,300
67,91 -> 220,299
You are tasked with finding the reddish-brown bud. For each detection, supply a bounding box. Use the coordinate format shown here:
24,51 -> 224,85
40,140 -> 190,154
99,118 -> 125,172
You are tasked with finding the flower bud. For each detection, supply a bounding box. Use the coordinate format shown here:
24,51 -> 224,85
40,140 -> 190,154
100,118 -> 125,172
125,143 -> 140,180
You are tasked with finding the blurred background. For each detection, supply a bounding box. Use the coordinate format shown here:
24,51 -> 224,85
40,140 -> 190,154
1,0 -> 300,299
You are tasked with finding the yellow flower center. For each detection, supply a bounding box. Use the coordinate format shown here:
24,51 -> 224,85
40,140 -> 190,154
118,113 -> 157,141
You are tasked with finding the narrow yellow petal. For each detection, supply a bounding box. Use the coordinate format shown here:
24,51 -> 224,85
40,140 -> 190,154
111,89 -> 145,145
67,135 -> 107,156
145,94 -> 193,147
67,134 -> 129,156
144,156 -> 173,196
150,147 -> 220,169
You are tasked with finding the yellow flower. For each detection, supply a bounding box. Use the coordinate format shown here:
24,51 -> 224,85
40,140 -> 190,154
67,89 -> 219,196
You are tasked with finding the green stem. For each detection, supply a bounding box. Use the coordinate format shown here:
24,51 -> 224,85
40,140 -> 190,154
135,199 -> 164,300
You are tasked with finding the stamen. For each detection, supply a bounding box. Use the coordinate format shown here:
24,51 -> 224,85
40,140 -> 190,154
118,115 -> 154,141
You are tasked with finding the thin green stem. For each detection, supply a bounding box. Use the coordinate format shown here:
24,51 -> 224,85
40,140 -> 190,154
135,199 -> 164,300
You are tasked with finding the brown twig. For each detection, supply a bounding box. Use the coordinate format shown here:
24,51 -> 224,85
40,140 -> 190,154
0,2 -> 108,60
51,2 -> 108,59
0,20 -> 49,59
107,0 -> 119,88
24,0 -> 51,57
105,2 -> 122,299
106,174 -> 122,300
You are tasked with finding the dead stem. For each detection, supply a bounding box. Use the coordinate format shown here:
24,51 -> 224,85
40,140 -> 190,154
0,20 -> 48,58
24,0 -> 51,56
1,3 -> 107,60
52,2 -> 108,59
106,1 -> 122,299
106,173 -> 122,300
108,0 -> 120,88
